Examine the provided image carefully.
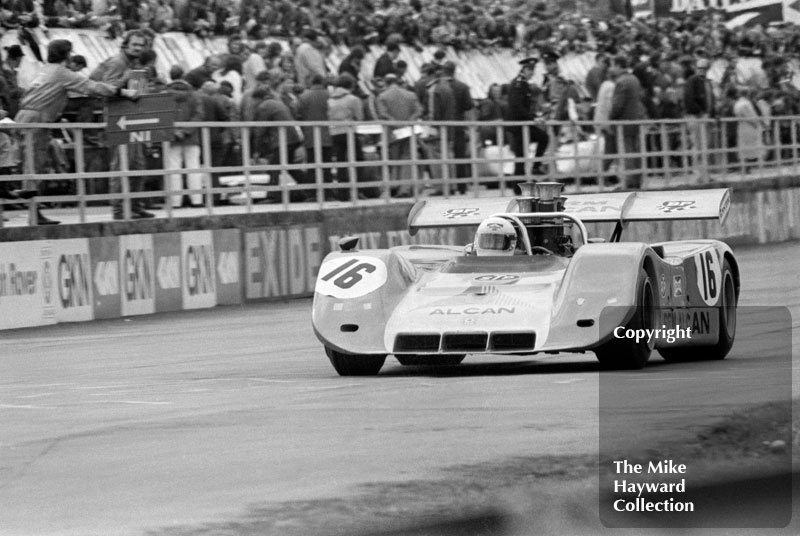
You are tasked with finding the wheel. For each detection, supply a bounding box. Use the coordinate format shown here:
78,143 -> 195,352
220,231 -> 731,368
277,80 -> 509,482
395,354 -> 466,366
595,269 -> 655,370
659,258 -> 737,362
325,347 -> 386,376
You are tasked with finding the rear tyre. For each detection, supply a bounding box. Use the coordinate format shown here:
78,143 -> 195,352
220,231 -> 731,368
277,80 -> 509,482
325,347 -> 386,376
595,269 -> 655,370
395,354 -> 466,366
659,258 -> 737,362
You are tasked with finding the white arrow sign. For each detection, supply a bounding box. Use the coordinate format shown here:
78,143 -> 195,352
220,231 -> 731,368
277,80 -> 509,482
217,251 -> 239,285
116,116 -> 160,130
157,256 -> 180,290
94,260 -> 119,296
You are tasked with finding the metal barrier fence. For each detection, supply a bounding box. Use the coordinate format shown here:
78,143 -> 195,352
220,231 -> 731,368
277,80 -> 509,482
0,116 -> 797,226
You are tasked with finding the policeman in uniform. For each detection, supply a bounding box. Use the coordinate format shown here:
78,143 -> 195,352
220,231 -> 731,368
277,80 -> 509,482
507,56 -> 549,178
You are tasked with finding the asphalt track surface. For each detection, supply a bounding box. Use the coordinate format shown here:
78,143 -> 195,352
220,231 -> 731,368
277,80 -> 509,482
1,242 -> 798,536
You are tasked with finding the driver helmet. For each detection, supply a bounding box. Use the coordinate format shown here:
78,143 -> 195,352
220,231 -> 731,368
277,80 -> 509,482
474,217 -> 517,256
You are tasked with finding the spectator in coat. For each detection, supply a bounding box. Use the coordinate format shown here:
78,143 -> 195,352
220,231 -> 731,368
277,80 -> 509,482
328,73 -> 370,199
373,42 -> 400,80
506,57 -> 548,176
594,63 -> 617,173
338,45 -> 366,98
213,53 -> 243,107
164,79 -> 204,208
184,55 -> 222,90
89,29 -> 154,220
198,81 -> 231,203
0,45 -> 24,117
442,61 -> 474,191
585,53 -> 608,102
252,87 -> 308,201
294,28 -> 326,86
733,85 -> 765,172
241,41 -> 268,90
376,73 -> 423,196
295,73 -> 333,191
683,57 -> 715,180
609,55 -> 647,189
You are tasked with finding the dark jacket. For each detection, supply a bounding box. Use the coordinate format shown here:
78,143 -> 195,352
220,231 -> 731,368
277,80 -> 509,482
610,72 -> 647,137
507,72 -> 534,120
199,92 -> 230,145
683,74 -> 715,116
168,80 -> 203,145
373,53 -> 395,79
253,96 -> 302,156
296,86 -> 331,148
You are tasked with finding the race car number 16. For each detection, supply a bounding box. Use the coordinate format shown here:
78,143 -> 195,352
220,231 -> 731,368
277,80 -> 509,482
317,256 -> 388,298
694,250 -> 720,306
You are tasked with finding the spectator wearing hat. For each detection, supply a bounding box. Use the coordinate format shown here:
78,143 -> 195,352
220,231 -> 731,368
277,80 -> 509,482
541,49 -> 581,137
507,56 -> 549,176
609,54 -> 647,189
683,57 -> 715,180
376,73 -> 423,196
295,29 -> 327,86
1,45 -> 24,118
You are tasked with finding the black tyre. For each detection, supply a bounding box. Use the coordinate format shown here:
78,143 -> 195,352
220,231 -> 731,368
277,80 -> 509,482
659,258 -> 737,362
325,347 -> 386,376
595,269 -> 655,370
396,354 -> 466,366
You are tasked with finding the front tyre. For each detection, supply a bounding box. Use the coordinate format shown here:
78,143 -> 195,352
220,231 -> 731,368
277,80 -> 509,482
595,269 -> 655,370
325,347 -> 386,376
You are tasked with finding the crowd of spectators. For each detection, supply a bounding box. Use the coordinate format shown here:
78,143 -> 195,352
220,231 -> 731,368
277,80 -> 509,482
3,2 -> 800,221
0,0 -> 799,57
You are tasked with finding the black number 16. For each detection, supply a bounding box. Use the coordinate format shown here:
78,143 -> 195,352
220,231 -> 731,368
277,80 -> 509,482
321,259 -> 377,289
699,251 -> 717,301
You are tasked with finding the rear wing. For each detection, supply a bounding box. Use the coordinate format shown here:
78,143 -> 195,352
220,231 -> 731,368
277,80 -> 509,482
408,188 -> 731,234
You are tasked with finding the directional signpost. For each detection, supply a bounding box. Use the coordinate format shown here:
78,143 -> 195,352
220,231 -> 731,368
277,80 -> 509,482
105,93 -> 177,146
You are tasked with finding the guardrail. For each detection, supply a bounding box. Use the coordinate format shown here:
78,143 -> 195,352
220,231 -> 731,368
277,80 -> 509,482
0,116 -> 798,226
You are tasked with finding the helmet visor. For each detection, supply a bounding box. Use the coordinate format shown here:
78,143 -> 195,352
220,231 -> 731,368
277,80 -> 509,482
477,233 -> 514,251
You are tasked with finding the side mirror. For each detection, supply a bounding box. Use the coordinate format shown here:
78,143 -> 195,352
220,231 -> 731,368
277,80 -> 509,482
338,236 -> 360,251
463,242 -> 476,256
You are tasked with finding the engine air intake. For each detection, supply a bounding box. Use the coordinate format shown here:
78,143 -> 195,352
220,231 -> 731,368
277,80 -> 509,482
442,333 -> 488,352
394,333 -> 441,353
490,332 -> 536,351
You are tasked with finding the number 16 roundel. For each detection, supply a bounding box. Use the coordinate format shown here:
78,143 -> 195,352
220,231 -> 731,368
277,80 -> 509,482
316,256 -> 388,299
